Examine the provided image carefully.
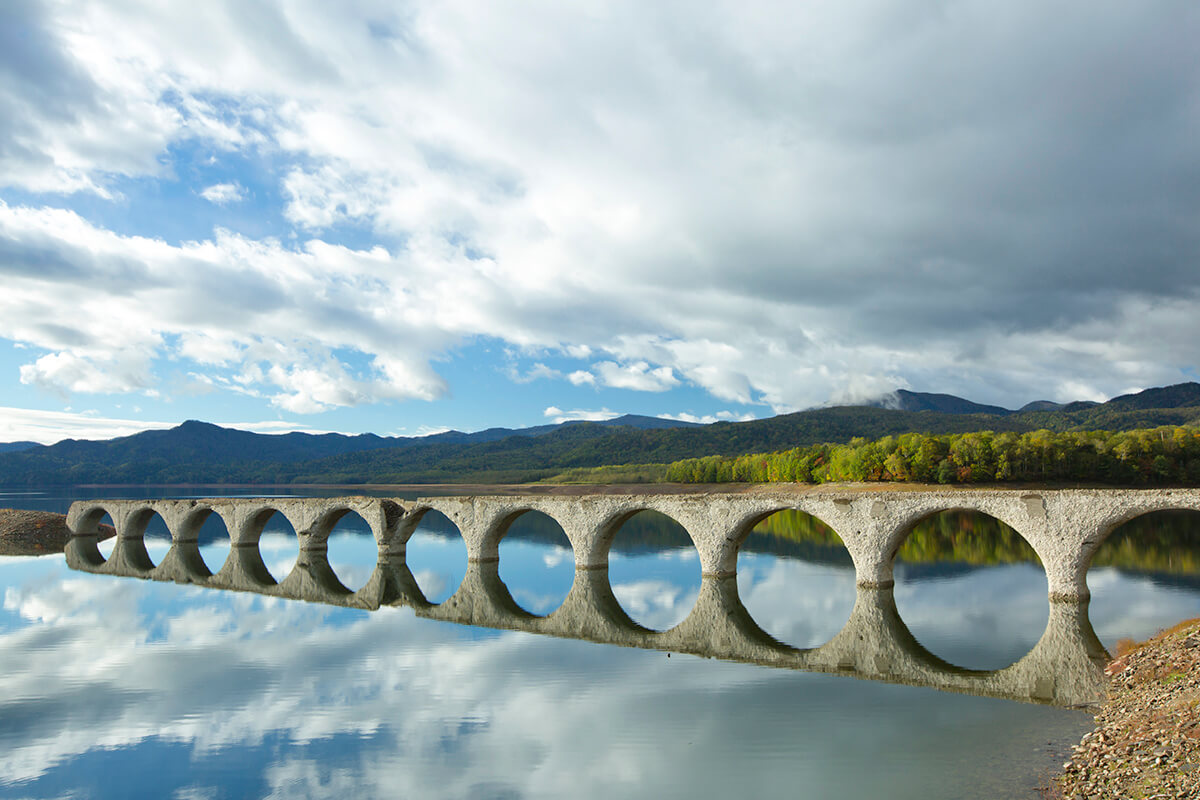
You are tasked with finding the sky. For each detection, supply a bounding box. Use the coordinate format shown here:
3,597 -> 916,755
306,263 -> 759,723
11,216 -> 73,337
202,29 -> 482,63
0,1 -> 1198,444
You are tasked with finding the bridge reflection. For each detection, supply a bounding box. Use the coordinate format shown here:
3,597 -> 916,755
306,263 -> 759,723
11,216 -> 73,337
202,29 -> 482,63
64,527 -> 1108,709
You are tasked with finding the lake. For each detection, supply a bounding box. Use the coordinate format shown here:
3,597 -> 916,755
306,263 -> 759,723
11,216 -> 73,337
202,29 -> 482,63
3,487 -> 1200,799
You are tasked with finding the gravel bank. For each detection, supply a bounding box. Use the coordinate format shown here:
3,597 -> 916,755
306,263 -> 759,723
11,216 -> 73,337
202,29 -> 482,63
0,508 -> 114,556
1053,619 -> 1200,799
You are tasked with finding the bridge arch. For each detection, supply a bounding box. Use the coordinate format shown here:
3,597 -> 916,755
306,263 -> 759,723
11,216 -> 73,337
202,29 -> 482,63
65,504 -> 117,567
237,506 -> 301,586
494,508 -> 575,617
889,507 -> 1042,567
104,505 -> 159,573
174,505 -> 228,579
847,498 -> 1053,591
603,507 -> 702,633
1082,496 -> 1200,577
318,507 -> 379,593
397,505 -> 469,605
887,507 -> 1051,671
732,506 -> 857,650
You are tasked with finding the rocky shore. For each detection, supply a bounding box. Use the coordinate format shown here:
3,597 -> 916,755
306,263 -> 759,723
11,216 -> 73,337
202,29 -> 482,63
0,508 -> 114,556
1053,618 -> 1200,799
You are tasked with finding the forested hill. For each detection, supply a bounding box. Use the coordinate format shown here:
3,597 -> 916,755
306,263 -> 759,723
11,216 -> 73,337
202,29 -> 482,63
1,383 -> 1199,485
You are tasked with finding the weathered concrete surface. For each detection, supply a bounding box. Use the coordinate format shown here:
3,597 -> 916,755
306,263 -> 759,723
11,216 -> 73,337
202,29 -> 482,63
400,488 -> 1200,600
67,488 -> 1200,600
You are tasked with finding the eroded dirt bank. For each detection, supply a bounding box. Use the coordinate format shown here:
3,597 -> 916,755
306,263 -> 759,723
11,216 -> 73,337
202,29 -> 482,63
1053,619 -> 1200,799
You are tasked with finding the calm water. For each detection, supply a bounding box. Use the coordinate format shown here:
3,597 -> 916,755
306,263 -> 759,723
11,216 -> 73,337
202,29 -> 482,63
3,488 -> 1200,799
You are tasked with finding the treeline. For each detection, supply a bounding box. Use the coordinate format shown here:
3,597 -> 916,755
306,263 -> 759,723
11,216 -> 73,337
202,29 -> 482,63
664,426 -> 1200,485
749,508 -> 1200,573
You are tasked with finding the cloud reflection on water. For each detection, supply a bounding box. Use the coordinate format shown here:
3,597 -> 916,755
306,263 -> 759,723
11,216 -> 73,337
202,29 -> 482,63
0,538 -> 1197,798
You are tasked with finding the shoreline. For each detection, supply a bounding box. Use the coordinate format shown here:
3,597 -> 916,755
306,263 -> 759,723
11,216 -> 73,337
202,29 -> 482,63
18,479 -> 1200,496
1051,618 -> 1200,798
0,508 -> 114,556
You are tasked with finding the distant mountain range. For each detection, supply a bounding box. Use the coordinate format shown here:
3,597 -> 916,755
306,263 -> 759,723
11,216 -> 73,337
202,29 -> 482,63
2,383 -> 1199,486
868,389 -> 1013,416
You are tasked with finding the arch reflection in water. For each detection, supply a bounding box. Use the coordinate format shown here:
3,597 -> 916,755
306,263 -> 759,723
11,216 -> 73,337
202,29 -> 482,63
737,510 -> 856,649
607,510 -> 702,632
64,538 -> 1108,708
95,510 -> 118,561
401,508 -> 468,605
497,510 -> 575,616
892,510 -> 1049,671
1088,510 -> 1200,647
256,511 -> 299,584
324,510 -> 379,593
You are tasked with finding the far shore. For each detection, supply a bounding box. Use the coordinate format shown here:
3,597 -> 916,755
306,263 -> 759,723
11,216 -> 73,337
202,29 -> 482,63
50,480 -> 1200,496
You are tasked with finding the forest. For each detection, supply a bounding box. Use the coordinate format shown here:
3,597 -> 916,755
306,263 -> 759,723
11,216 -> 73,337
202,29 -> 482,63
663,426 -> 1200,486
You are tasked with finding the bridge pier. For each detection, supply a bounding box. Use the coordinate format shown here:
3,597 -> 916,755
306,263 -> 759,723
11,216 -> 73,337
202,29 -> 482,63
359,556 -> 429,609
152,540 -> 211,583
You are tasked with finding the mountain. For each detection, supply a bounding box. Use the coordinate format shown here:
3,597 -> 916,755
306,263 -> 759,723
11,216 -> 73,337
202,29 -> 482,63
0,441 -> 40,454
2,383 -> 1198,486
0,414 -> 704,486
600,414 -> 702,430
1017,400 -> 1063,412
874,390 -> 1012,416
418,414 -> 700,445
1103,383 -> 1200,411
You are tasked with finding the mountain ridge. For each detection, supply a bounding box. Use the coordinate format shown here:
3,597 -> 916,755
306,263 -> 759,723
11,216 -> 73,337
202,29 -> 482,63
2,383 -> 1197,485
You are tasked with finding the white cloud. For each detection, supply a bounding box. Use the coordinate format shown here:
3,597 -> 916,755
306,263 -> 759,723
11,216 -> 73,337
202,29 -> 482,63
543,406 -> 620,424
199,182 -> 246,205
413,425 -> 452,437
19,350 -> 152,395
507,362 -> 562,384
567,370 -> 596,386
593,361 -> 680,393
0,0 -> 1197,418
0,203 -> 452,413
0,407 -> 172,444
658,410 -> 757,425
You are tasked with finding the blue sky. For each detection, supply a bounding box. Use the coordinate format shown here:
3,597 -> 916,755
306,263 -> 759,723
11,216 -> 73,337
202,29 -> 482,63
1,1 -> 1198,443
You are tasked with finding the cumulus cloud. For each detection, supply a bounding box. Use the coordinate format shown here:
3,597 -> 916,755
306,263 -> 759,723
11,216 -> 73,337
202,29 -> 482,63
657,410 -> 757,425
543,406 -> 620,424
0,0 -> 1197,417
593,361 -> 680,393
199,182 -> 246,205
506,362 -> 562,384
0,202 -> 454,413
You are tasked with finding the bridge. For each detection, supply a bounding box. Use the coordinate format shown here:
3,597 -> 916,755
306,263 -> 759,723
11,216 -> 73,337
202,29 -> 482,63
65,486 -> 1200,599
62,485 -> 1200,707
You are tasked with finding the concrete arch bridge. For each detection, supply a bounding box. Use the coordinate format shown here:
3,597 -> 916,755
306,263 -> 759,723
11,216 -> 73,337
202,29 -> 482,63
66,486 -> 1200,601
62,486 -> 1200,707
